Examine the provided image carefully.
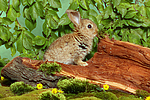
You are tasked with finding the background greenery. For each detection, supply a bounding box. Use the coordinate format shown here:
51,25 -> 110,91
1,0 -> 150,61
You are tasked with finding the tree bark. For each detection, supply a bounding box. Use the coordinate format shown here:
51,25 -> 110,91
1,37 -> 150,94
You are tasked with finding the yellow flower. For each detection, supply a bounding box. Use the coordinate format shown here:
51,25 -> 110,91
145,96 -> 150,100
52,88 -> 58,94
1,76 -> 4,81
57,90 -> 64,93
37,83 -> 43,89
103,84 -> 109,90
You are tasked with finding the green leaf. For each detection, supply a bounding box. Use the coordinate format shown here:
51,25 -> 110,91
23,34 -> 32,50
12,0 -> 20,12
46,15 -> 59,29
89,15 -> 98,26
89,9 -> 98,17
79,0 -> 88,10
139,5 -> 146,18
43,21 -> 51,38
34,1 -> 44,17
144,0 -> 150,7
68,1 -> 79,10
32,36 -> 46,46
48,0 -> 61,8
16,32 -> 23,53
112,0 -> 121,7
79,7 -> 89,19
128,29 -> 142,45
94,0 -> 104,11
103,6 -> 113,19
21,0 -> 28,6
25,19 -> 36,31
124,10 -> 137,19
0,0 -> 8,11
7,7 -> 20,21
0,26 -> 11,41
24,30 -> 35,39
27,0 -> 34,5
23,7 -> 31,20
10,44 -> 16,56
146,7 -> 150,19
30,4 -> 38,21
2,17 -> 13,25
58,13 -> 71,25
116,3 -> 130,17
120,28 -> 129,41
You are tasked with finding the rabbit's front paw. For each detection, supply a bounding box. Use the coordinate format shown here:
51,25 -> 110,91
78,62 -> 88,66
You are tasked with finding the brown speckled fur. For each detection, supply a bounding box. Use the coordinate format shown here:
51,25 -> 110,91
44,10 -> 98,66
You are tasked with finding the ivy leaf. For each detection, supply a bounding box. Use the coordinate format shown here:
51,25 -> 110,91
25,19 -> 36,31
79,0 -> 88,10
112,0 -> 121,7
116,3 -> 130,17
32,36 -> 46,46
7,6 -> 20,21
43,21 -> 51,38
34,1 -> 44,17
23,34 -> 32,50
27,0 -> 34,5
68,1 -> 79,10
103,6 -> 113,19
121,28 -> 129,41
16,31 -> 23,53
89,15 -> 98,26
21,0 -> 28,6
94,0 -> 104,11
30,4 -> 38,21
89,9 -> 98,17
124,10 -> 137,19
0,26 -> 11,42
2,17 -> 13,25
146,7 -> 150,19
10,44 -> 16,57
48,0 -> 61,8
12,0 -> 20,12
58,13 -> 71,25
79,7 -> 89,19
0,0 -> 8,11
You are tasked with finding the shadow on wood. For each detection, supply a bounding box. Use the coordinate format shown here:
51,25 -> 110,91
1,37 -> 150,94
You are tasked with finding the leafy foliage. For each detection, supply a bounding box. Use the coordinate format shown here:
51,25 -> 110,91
57,78 -> 99,94
10,81 -> 35,95
1,0 -> 150,60
38,62 -> 62,75
39,90 -> 66,100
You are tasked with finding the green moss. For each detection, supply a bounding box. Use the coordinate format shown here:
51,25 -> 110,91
95,92 -> 118,100
119,95 -> 142,100
39,90 -> 66,100
136,89 -> 150,99
0,86 -> 15,98
38,62 -> 62,75
10,81 -> 35,95
70,96 -> 101,100
57,78 -> 99,94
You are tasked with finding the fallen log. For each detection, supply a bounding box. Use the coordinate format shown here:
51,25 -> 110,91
1,37 -> 150,94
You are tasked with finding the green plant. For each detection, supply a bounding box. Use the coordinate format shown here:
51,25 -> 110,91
119,95 -> 142,100
1,0 -> 150,60
38,62 -> 62,75
57,78 -> 99,94
95,92 -> 118,100
136,89 -> 150,99
10,81 -> 35,95
39,90 -> 66,100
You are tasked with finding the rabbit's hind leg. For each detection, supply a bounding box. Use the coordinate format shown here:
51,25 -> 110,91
74,57 -> 88,66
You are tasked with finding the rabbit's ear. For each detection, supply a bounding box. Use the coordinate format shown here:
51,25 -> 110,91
66,10 -> 81,26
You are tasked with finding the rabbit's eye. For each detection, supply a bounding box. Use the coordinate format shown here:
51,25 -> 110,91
87,24 -> 92,29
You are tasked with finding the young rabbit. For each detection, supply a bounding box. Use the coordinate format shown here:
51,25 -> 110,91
44,10 -> 98,66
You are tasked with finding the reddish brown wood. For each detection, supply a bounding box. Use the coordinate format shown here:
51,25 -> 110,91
1,37 -> 150,94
